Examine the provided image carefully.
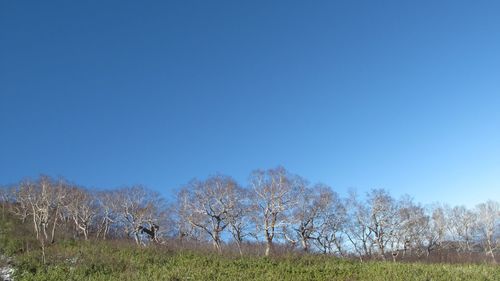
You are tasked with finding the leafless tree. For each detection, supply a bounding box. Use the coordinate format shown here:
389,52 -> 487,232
447,205 -> 477,255
227,187 -> 252,256
392,196 -> 428,260
282,177 -> 310,251
345,190 -> 374,261
422,204 -> 447,257
116,186 -> 164,245
286,183 -> 343,253
9,184 -> 30,223
250,167 -> 298,256
311,185 -> 347,256
177,175 -> 241,253
366,189 -> 398,261
48,180 -> 71,243
15,177 -> 66,243
66,187 -> 98,240
8,176 -> 70,262
475,201 -> 499,263
94,190 -> 120,240
173,190 -> 197,243
1,170 -> 499,262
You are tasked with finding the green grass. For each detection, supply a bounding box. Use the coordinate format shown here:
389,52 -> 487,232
8,241 -> 500,281
1,213 -> 498,281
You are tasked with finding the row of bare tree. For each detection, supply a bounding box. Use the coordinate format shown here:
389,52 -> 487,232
1,167 -> 498,263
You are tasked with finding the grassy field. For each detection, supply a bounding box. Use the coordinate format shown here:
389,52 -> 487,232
1,214 -> 499,281
3,241 -> 496,281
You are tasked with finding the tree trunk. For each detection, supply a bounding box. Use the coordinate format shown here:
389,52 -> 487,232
236,240 -> 243,257
83,227 -> 88,240
265,238 -> 274,256
213,239 -> 222,253
50,214 -> 58,243
42,222 -> 48,241
212,230 -> 222,253
32,212 -> 39,239
134,230 -> 140,245
301,237 -> 309,252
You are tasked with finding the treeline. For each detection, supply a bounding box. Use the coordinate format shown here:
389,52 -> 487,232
0,167 -> 498,264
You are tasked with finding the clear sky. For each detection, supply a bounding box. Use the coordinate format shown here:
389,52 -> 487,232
1,1 -> 499,207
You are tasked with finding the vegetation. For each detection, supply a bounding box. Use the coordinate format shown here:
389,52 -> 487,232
5,235 -> 500,281
0,206 -> 499,280
0,168 -> 499,280
6,243 -> 500,280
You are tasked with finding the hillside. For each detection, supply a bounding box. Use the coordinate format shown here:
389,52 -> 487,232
1,214 -> 499,281
7,242 -> 500,281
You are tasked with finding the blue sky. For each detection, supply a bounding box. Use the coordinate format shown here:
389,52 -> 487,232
1,1 -> 499,206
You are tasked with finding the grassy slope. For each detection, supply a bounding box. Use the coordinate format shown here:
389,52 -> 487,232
1,214 -> 499,281
10,241 -> 499,281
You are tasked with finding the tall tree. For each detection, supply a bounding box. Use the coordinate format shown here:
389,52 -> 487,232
345,191 -> 374,261
250,167 -> 298,256
423,204 -> 448,257
475,201 -> 499,263
66,187 -> 97,240
447,205 -> 477,255
117,186 -> 164,245
366,189 -> 398,261
95,190 -> 120,240
393,197 -> 428,260
178,175 -> 242,253
311,185 -> 346,255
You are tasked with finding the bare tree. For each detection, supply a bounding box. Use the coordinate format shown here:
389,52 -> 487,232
423,204 -> 447,257
66,187 -> 97,240
17,176 -> 65,242
95,190 -> 120,240
286,183 -> 342,253
2,170 -> 499,263
19,180 -> 45,240
311,185 -> 346,256
227,187 -> 252,256
447,205 -> 477,255
393,196 -> 428,260
250,167 -> 298,256
11,176 -> 69,262
173,190 -> 197,243
366,189 -> 398,261
117,186 -> 164,245
345,190 -> 374,261
475,201 -> 499,263
9,185 -> 30,223
282,177 -> 309,251
48,180 -> 71,243
177,175 -> 241,253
